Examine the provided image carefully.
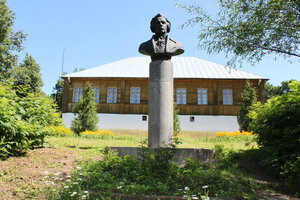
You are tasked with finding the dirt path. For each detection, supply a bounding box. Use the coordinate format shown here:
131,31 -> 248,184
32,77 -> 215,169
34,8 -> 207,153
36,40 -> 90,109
0,147 -> 80,200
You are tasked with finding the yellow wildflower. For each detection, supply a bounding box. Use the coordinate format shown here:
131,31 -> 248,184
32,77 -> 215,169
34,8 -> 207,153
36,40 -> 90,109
216,130 -> 256,138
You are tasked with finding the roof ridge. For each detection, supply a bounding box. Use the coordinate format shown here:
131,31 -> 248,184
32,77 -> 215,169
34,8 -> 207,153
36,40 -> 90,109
62,57 -> 268,80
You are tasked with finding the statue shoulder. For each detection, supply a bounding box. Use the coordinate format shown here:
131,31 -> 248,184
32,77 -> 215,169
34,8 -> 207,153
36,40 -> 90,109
139,39 -> 154,56
169,37 -> 183,48
168,37 -> 184,55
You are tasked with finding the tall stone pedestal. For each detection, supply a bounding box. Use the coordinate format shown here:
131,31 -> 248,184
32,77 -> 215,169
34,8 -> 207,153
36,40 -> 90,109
148,59 -> 173,147
138,13 -> 184,148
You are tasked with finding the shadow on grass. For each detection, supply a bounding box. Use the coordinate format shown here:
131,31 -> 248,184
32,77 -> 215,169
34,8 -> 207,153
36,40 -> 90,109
65,145 -> 99,150
216,148 -> 300,198
65,145 -> 77,149
78,146 -> 98,150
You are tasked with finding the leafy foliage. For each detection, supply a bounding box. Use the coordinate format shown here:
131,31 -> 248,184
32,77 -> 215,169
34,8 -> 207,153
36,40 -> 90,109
173,101 -> 181,145
51,73 -> 66,111
178,0 -> 300,66
237,81 -> 257,131
13,53 -> 43,94
265,79 -> 296,99
0,0 -> 27,80
49,147 -> 269,200
73,67 -> 85,72
249,80 -> 300,193
71,84 -> 98,135
0,82 -> 61,159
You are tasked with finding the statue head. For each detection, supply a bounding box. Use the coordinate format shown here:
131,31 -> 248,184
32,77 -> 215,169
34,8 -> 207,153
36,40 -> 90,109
150,13 -> 171,36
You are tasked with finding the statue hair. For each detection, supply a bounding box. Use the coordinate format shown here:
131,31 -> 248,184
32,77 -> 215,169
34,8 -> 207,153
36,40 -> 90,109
150,13 -> 171,33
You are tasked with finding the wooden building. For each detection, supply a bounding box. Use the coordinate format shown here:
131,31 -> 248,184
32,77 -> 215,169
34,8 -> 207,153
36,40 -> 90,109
61,57 -> 267,118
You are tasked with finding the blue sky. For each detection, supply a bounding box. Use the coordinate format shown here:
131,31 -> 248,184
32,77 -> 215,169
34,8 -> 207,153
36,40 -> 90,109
7,0 -> 299,95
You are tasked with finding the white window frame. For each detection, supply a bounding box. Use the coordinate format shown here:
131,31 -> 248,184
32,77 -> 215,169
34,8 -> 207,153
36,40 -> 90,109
176,88 -> 187,105
93,88 -> 100,103
73,87 -> 83,103
130,87 -> 141,104
107,87 -> 117,103
197,88 -> 208,105
223,89 -> 233,105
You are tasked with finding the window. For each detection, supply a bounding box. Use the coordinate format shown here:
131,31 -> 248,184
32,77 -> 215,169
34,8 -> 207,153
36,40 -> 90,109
142,115 -> 147,121
176,88 -> 186,104
190,116 -> 195,122
107,87 -> 117,103
223,89 -> 233,105
197,88 -> 208,105
73,87 -> 83,103
130,87 -> 141,104
93,88 -> 100,103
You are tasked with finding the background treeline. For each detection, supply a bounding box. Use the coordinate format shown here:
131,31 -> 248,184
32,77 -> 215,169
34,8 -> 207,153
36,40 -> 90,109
0,0 -> 61,159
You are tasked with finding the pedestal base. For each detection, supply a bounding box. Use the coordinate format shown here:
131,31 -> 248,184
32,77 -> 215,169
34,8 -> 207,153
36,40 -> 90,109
106,147 -> 215,164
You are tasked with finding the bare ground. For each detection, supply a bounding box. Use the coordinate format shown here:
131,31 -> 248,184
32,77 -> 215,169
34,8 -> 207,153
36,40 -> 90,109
0,147 -> 84,200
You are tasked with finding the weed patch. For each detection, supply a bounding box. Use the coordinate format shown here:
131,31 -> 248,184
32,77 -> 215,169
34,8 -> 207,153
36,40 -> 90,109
47,146 -> 273,200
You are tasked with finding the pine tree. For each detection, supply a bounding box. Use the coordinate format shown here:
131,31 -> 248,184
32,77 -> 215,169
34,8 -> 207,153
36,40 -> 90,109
71,84 -> 98,135
13,53 -> 43,93
237,81 -> 257,131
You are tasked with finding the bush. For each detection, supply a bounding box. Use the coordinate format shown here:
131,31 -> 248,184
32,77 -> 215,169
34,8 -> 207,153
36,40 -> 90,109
249,80 -> 300,193
0,82 -> 61,159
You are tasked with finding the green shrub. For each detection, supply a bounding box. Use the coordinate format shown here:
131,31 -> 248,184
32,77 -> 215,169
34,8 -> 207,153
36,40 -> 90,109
249,80 -> 300,193
0,82 -> 61,159
71,84 -> 98,135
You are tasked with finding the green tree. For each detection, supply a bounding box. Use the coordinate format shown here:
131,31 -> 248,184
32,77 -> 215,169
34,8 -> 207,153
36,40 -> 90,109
51,72 -> 67,111
13,53 -> 43,93
71,84 -> 98,135
237,81 -> 257,131
249,81 -> 300,191
0,0 -> 26,80
178,0 -> 300,66
265,79 -> 296,99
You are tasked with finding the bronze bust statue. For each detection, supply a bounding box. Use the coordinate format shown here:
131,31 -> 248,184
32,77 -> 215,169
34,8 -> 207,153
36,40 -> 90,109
139,14 -> 184,60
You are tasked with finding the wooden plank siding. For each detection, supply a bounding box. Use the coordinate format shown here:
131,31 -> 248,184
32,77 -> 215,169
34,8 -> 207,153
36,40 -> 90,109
62,77 -> 266,116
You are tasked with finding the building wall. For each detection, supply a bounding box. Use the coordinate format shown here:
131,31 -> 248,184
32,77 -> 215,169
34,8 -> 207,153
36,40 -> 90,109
62,113 -> 239,132
62,77 -> 266,116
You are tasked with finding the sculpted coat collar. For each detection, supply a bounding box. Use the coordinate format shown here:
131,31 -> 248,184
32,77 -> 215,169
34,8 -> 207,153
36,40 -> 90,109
138,34 -> 184,59
151,34 -> 178,54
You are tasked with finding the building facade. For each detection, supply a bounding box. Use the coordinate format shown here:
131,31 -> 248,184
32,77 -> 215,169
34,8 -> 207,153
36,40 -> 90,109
61,57 -> 267,130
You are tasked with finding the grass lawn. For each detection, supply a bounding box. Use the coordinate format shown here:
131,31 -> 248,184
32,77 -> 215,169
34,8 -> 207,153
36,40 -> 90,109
0,129 -> 295,200
46,129 -> 257,157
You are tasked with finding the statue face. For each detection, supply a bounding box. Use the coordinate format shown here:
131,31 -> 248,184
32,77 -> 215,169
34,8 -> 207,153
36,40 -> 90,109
153,17 -> 168,36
